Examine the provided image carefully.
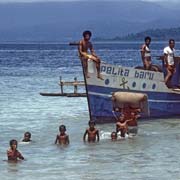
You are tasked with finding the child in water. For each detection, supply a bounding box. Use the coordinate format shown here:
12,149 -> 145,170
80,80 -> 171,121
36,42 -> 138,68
111,132 -> 117,141
22,132 -> 32,142
7,139 -> 24,161
116,114 -> 133,138
83,120 -> 100,142
55,125 -> 70,145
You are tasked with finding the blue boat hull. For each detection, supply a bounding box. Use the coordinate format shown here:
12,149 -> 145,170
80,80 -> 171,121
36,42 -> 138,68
87,84 -> 180,123
84,63 -> 180,123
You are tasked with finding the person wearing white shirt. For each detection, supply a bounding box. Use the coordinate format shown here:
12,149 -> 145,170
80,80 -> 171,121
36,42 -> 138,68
163,39 -> 176,88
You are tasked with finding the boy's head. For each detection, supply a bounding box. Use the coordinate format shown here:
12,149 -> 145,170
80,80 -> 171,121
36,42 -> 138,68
119,114 -> 125,122
88,120 -> 95,129
169,39 -> 175,49
10,139 -> 18,149
145,36 -> 151,45
24,132 -> 31,141
111,132 -> 117,141
83,30 -> 92,41
59,125 -> 66,133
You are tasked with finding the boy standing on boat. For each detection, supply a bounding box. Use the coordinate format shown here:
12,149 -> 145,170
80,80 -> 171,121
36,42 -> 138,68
141,36 -> 152,70
78,30 -> 103,80
141,36 -> 159,71
164,39 -> 176,88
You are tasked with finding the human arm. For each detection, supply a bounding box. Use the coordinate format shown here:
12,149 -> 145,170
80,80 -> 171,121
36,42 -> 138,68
17,151 -> 24,160
78,41 -> 88,57
83,130 -> 88,142
7,149 -> 13,160
55,135 -> 58,144
164,53 -> 168,67
90,42 -> 98,57
125,118 -> 134,123
96,130 -> 100,142
66,135 -> 70,144
116,124 -> 119,133
163,47 -> 170,67
140,45 -> 146,61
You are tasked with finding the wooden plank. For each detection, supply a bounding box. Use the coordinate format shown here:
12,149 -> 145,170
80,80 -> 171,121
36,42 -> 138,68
58,82 -> 85,86
40,92 -> 86,97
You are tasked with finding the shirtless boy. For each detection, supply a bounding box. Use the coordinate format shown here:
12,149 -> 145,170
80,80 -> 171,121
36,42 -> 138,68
111,132 -> 118,141
121,107 -> 140,135
83,120 -> 100,142
78,30 -> 103,79
22,132 -> 32,142
7,139 -> 24,161
55,125 -> 70,145
116,114 -> 129,138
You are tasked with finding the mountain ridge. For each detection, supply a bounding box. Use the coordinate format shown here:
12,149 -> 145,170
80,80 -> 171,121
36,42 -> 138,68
0,1 -> 180,42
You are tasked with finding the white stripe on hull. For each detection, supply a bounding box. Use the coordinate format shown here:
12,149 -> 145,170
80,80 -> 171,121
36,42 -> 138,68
88,91 -> 180,103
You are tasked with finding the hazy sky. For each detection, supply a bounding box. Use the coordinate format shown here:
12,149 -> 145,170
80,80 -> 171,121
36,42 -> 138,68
0,0 -> 179,3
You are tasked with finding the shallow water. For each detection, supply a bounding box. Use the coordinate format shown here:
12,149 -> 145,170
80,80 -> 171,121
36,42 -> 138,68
0,42 -> 180,180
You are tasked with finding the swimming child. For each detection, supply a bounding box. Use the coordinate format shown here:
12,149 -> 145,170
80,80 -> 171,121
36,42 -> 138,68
7,139 -> 24,161
55,125 -> 70,145
83,120 -> 100,142
111,132 -> 117,141
22,132 -> 32,142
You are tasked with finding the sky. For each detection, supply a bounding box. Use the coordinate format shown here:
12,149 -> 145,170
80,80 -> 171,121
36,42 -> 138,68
0,0 -> 179,3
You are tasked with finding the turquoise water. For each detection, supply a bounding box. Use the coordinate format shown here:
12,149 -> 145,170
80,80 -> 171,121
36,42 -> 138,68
0,43 -> 180,180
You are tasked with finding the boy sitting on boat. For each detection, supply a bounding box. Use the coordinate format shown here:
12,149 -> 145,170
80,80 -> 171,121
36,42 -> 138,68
78,30 -> 103,80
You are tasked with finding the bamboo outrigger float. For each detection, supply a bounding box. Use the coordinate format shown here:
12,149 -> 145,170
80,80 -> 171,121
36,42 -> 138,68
40,77 -> 86,97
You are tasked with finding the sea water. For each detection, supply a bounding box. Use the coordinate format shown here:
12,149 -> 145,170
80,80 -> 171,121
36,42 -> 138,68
0,42 -> 180,180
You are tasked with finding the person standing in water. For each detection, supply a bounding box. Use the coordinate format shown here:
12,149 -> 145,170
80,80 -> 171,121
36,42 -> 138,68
78,30 -> 103,80
7,139 -> 24,161
22,132 -> 32,142
55,125 -> 70,145
83,120 -> 100,143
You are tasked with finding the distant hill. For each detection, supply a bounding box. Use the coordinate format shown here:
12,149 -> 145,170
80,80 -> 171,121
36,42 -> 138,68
0,1 -> 180,42
94,27 -> 180,42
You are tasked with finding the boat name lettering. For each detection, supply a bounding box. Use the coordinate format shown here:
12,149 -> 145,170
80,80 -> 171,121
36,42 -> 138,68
134,70 -> 154,80
101,66 -> 129,77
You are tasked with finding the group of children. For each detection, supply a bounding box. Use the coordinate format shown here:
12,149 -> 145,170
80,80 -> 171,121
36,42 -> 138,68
7,132 -> 31,161
111,107 -> 140,141
6,122 -> 98,162
7,107 -> 140,162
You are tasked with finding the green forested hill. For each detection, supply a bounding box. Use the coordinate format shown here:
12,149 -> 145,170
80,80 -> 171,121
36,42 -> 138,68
94,27 -> 180,42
